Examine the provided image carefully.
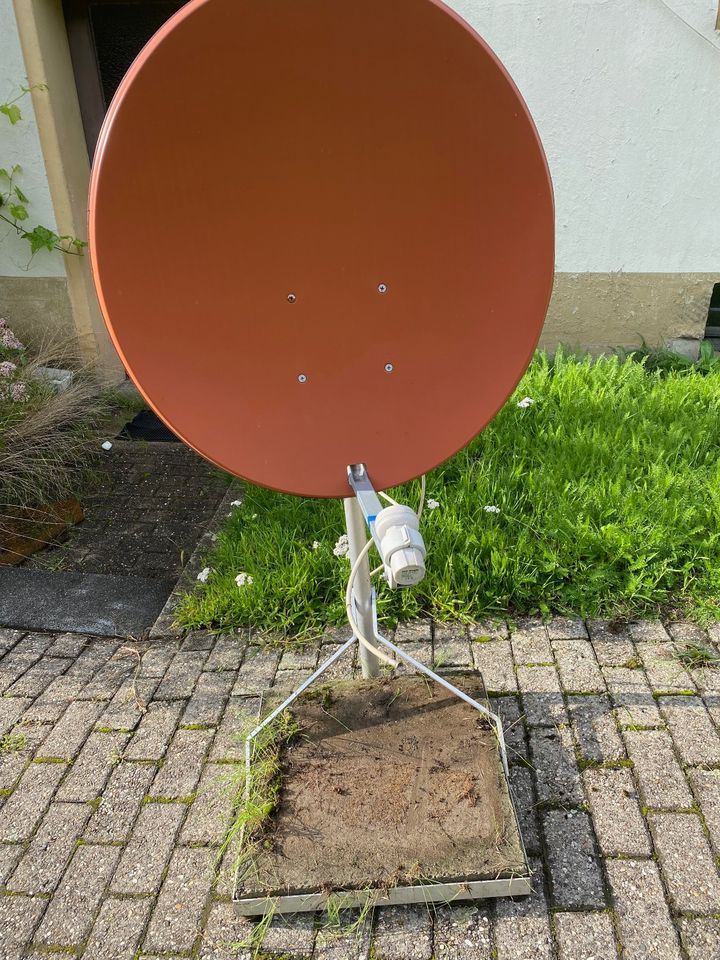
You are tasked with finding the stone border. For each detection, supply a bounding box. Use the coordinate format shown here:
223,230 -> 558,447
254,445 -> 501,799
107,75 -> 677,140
149,479 -> 243,638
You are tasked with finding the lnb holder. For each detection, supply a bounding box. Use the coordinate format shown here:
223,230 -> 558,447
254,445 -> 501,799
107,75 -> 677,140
347,463 -> 426,588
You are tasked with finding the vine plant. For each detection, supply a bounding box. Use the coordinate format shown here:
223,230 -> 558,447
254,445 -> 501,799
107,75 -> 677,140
0,84 -> 86,260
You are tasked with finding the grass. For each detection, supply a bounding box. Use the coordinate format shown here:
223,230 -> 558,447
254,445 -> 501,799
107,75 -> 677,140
674,641 -> 720,669
176,347 -> 720,637
0,732 -> 26,753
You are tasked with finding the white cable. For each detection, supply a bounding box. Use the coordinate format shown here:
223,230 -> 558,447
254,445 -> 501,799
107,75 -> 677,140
379,491 -> 398,506
345,537 -> 399,668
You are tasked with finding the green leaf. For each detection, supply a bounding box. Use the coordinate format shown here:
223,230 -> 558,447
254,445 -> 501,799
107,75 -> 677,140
8,203 -> 28,221
0,168 -> 9,180
13,185 -> 28,203
11,164 -> 21,175
25,225 -> 57,255
0,104 -> 22,125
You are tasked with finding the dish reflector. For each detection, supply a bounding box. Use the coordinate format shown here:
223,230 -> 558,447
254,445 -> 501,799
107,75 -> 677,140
89,0 -> 554,497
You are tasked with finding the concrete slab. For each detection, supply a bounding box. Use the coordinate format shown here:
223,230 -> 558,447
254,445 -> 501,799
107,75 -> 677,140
0,569 -> 173,637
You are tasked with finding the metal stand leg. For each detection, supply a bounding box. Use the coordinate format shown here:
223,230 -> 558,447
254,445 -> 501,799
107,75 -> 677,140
343,496 -> 381,678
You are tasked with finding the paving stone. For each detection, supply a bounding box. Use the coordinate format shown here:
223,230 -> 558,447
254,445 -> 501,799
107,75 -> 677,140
233,647 -> 280,695
494,859 -> 553,960
182,630 -> 218,651
8,801 -> 89,893
204,634 -> 247,672
34,843 -> 121,947
624,729 -> 692,809
511,620 -> 552,665
154,649 -> 209,699
471,640 -> 517,693
689,768 -> 720,855
568,694 -> 625,763
44,633 -> 91,659
433,624 -> 472,667
139,638 -> 181,677
495,695 -> 527,762
607,858 -> 681,960
144,846 -> 214,953
649,812 -> 720,914
392,641 -> 432,673
636,642 -> 695,693
393,620 -> 432,643
0,742 -> 31,792
182,670 -> 235,727
0,842 -> 24,884
658,694 -> 720,766
125,699 -> 183,760
200,900 -> 254,959
546,617 -> 588,641
278,644 -> 320,671
583,767 -> 651,856
627,620 -> 670,643
552,640 -> 605,693
0,760 -> 67,841
57,731 -> 128,802
317,642 -> 357,681
517,666 -> 567,726
509,765 -> 541,855
587,619 -> 632,643
603,666 -> 663,727
589,636 -> 636,668
553,911 -> 618,960
110,800 -> 186,894
80,653 -> 136,701
0,895 -> 47,958
667,622 -> 708,644
4,655 -> 71,698
36,700 -> 103,759
149,727 -> 213,798
678,917 -> 720,960
529,726 -> 584,806
84,760 -> 156,842
98,675 -> 160,731
257,912 -> 316,958
543,809 -> 605,909
373,904 -> 432,960
315,910 -> 372,960
432,904 -> 491,960
469,619 -> 509,641
275,667 -> 315,689
180,763 -> 236,845
0,627 -> 24,652
0,695 -> 32,735
210,696 -> 261,761
84,895 -> 154,960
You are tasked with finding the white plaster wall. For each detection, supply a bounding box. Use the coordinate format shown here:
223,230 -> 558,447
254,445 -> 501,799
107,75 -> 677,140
448,0 -> 720,273
0,0 -> 64,278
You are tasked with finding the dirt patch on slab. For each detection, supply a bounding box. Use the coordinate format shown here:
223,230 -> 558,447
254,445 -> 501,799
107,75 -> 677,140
240,674 -> 526,898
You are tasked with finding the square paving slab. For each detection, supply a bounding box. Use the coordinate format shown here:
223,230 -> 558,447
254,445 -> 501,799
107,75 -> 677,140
235,674 -> 529,914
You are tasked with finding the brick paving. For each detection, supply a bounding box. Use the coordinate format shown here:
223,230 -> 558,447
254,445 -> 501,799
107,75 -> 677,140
1,618 -> 720,957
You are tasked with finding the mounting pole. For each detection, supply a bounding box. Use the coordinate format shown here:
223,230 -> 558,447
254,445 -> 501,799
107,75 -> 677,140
343,496 -> 381,678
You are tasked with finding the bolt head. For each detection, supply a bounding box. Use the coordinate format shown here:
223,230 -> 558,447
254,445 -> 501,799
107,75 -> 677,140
384,363 -> 393,373
378,283 -> 387,294
287,293 -> 296,303
297,374 -> 307,383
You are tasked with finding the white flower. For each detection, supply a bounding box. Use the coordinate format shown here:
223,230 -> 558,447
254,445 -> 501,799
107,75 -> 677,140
517,396 -> 535,409
196,567 -> 211,583
235,572 -> 254,588
101,440 -> 113,450
333,534 -> 349,557
426,498 -> 440,511
230,500 -> 242,507
312,541 -> 321,550
484,505 -> 501,514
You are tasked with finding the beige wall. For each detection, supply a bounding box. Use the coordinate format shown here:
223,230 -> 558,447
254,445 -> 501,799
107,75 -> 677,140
541,273 -> 714,355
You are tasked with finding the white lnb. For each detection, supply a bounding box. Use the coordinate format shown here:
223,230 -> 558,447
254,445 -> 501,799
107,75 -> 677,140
374,504 -> 427,589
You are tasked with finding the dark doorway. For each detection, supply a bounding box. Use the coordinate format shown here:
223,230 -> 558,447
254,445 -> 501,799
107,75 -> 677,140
64,0 -> 186,157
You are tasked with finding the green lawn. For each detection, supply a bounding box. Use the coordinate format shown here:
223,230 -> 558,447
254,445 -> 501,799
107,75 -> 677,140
176,348 -> 720,638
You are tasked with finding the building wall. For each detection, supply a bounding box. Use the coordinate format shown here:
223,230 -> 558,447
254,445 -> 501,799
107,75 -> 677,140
1,0 -> 719,365
449,0 -> 720,350
0,0 -> 74,344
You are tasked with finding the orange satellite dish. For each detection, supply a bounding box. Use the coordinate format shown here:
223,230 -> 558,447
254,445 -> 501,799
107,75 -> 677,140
89,0 -> 554,497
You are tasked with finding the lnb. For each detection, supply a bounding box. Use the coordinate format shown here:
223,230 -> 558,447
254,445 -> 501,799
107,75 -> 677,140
374,504 -> 426,588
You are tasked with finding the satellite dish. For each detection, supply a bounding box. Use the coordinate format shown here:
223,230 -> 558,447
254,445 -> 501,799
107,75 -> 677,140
89,0 -> 555,911
89,0 -> 554,498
